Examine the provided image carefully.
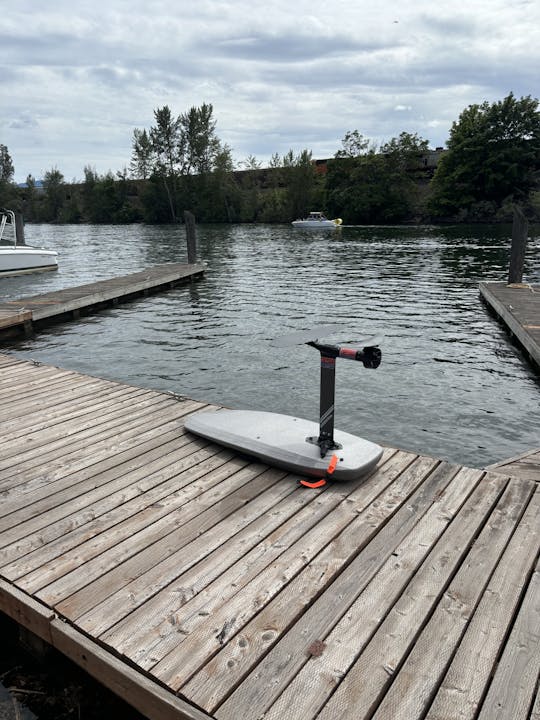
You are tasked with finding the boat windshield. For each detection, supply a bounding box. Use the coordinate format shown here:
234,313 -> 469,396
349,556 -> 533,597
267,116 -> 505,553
0,209 -> 16,246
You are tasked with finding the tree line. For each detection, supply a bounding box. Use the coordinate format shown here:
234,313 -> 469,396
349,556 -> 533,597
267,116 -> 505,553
1,93 -> 539,225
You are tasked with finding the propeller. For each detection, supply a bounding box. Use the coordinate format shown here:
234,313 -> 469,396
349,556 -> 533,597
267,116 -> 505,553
271,325 -> 342,348
272,325 -> 382,349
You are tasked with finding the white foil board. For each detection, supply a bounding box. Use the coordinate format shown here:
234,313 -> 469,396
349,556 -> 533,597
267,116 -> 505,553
184,409 -> 383,481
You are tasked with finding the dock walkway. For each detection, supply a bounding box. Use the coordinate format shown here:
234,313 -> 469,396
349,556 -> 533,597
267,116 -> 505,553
0,262 -> 205,336
479,281 -> 540,368
487,448 -> 540,483
0,353 -> 539,720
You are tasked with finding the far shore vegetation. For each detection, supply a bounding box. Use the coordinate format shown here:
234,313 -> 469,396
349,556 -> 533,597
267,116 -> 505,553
1,93 -> 539,226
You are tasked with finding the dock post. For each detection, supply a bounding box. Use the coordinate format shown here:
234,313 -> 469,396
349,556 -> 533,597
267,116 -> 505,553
508,206 -> 528,284
15,213 -> 26,246
184,211 -> 198,264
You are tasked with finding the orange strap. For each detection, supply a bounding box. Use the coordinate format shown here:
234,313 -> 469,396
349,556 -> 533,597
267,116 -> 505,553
300,478 -> 327,488
326,454 -> 339,475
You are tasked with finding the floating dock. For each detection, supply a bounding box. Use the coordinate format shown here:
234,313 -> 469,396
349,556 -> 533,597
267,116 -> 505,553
479,281 -> 540,368
487,448 -> 540,483
0,353 -> 538,720
0,262 -> 205,337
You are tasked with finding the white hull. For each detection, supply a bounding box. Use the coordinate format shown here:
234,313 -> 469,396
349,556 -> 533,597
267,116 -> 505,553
292,219 -> 340,229
185,409 -> 383,481
0,247 -> 58,276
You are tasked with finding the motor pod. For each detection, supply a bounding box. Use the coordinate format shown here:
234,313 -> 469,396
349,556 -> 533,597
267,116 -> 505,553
338,345 -> 381,368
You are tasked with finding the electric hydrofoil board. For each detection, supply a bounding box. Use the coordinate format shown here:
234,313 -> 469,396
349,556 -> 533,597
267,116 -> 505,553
184,326 -> 383,484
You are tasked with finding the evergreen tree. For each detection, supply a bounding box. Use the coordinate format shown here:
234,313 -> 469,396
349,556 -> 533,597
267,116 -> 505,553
0,144 -> 14,182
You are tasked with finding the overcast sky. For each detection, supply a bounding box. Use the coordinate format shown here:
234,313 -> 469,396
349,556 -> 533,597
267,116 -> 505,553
2,0 -> 539,183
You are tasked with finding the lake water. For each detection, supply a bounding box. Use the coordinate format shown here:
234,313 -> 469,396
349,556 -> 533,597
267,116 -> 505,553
1,222 -> 539,468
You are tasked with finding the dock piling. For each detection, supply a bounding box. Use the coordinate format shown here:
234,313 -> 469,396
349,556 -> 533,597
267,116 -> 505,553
184,211 -> 198,264
14,213 -> 25,245
508,206 -> 528,284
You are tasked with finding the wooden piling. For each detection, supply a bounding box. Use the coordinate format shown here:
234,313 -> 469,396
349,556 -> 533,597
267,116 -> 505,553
184,211 -> 198,264
508,206 -> 528,284
15,213 -> 25,246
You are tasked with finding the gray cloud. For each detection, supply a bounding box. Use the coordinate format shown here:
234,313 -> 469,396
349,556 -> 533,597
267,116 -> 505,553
1,0 -> 539,182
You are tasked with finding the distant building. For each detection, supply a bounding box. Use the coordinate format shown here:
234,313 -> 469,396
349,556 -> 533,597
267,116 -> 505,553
17,179 -> 45,193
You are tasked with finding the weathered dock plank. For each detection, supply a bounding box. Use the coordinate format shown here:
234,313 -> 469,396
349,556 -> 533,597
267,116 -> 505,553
0,353 -> 538,720
479,281 -> 540,368
486,447 -> 540,483
0,262 -> 205,335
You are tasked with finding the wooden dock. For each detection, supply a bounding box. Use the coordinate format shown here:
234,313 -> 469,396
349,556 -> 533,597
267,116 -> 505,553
0,263 -> 205,337
0,352 -> 539,720
487,448 -> 540,483
479,281 -> 540,368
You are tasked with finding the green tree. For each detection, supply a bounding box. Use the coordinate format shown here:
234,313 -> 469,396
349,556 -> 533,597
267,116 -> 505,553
22,174 -> 37,220
133,103 -> 229,222
199,144 -> 240,221
429,93 -> 540,218
149,105 -> 182,222
240,154 -> 262,170
380,131 -> 430,170
129,129 -> 154,180
0,144 -> 17,208
42,167 -> 65,221
281,149 -> 321,219
181,102 -> 220,175
327,130 -> 430,223
0,144 -> 14,182
335,130 -> 371,158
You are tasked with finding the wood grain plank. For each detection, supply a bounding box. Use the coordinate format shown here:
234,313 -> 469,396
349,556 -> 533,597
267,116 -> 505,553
209,466 -> 496,720
0,353 -> 25,368
0,427 -> 194,525
1,387 -> 154,461
1,400 -> 201,488
39,465 -> 290,610
0,578 -> 55,643
0,375 -> 127,427
0,370 -> 86,406
1,383 -> 144,443
427,495 -> 540,720
8,445 -> 244,590
315,477 -> 532,720
0,440 -> 227,575
0,426 -> 206,537
85,471 -> 340,644
50,619 -> 213,720
476,557 -> 540,720
155,453 -> 436,694
1,392 -> 171,474
248,466 -> 488,720
0,402 -> 204,505
0,364 -> 69,388
100,457 -> 396,666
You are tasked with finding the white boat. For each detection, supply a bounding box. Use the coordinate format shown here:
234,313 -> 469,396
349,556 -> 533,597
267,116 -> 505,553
0,209 -> 58,276
292,211 -> 342,229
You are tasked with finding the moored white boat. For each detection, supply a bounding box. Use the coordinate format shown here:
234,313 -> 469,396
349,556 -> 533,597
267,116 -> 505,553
292,211 -> 342,229
0,209 -> 58,276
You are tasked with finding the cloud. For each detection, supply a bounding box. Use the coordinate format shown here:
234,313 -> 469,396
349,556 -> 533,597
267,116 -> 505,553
1,0 -> 539,181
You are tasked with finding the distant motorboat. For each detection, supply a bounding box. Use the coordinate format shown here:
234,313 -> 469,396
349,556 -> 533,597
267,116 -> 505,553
0,209 -> 58,276
292,212 -> 342,229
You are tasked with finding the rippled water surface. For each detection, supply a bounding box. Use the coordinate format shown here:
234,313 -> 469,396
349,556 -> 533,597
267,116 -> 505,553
2,222 -> 539,468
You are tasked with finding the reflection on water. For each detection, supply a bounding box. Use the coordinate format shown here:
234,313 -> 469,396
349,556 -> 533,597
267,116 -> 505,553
2,222 -> 539,468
